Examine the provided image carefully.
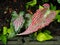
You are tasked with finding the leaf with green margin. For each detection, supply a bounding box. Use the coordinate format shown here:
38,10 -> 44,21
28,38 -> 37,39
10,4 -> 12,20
19,11 -> 25,16
11,11 -> 18,21
13,11 -> 25,33
11,11 -> 18,18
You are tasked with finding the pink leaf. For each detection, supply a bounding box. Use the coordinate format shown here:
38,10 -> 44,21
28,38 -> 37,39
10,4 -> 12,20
43,3 -> 50,8
17,4 -> 56,35
13,15 -> 25,32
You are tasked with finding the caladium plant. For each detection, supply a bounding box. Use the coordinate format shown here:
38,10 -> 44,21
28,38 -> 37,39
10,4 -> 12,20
24,13 -> 32,28
11,11 -> 25,33
17,3 -> 57,35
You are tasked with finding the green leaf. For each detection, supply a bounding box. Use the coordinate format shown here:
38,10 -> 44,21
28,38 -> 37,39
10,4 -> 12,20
42,0 -> 49,2
55,15 -> 60,22
39,5 -> 44,9
56,10 -> 60,15
19,11 -> 25,16
1,35 -> 7,45
44,30 -> 51,34
3,27 -> 7,35
11,11 -> 18,21
0,35 -> 2,40
44,32 -> 53,40
50,3 -> 56,10
25,13 -> 32,28
11,11 -> 18,17
7,22 -> 15,38
37,32 -> 46,41
26,0 -> 37,9
7,28 -> 15,39
57,0 -> 60,4
55,10 -> 60,22
36,32 -> 53,41
11,11 -> 25,33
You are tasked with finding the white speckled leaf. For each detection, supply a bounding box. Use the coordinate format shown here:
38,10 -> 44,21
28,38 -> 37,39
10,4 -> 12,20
12,11 -> 25,33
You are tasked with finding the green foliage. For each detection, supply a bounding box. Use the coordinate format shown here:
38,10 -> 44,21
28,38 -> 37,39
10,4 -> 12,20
24,13 -> 32,28
57,0 -> 60,4
0,35 -> 7,45
0,26 -> 15,44
11,11 -> 25,22
11,11 -> 18,18
50,4 -> 60,22
41,0 -> 49,4
26,0 -> 37,9
50,3 -> 56,10
11,11 -> 18,21
2,27 -> 7,45
39,5 -> 44,9
11,11 -> 25,33
7,23 -> 15,38
55,10 -> 60,22
19,11 -> 25,16
55,15 -> 60,22
42,0 -> 49,2
29,30 -> 53,41
44,30 -> 51,34
7,28 -> 15,39
36,30 -> 53,41
1,35 -> 7,45
3,27 -> 7,35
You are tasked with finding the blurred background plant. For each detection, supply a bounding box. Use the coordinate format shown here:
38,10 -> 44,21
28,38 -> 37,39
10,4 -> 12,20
57,0 -> 60,4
